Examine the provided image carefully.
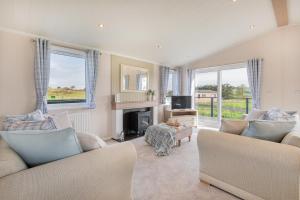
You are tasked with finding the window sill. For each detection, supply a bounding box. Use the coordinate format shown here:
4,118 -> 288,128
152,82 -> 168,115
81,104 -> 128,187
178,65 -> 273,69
47,103 -> 89,111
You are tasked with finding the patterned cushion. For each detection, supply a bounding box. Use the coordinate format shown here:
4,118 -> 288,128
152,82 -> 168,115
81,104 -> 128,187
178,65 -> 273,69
5,110 -> 45,122
263,108 -> 296,121
3,117 -> 56,131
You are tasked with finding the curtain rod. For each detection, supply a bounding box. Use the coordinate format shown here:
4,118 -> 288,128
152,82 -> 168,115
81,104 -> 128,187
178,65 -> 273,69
31,39 -> 102,54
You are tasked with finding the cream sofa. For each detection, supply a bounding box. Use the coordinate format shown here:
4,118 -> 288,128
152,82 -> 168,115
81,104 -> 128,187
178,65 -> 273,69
0,142 -> 137,200
198,129 -> 300,200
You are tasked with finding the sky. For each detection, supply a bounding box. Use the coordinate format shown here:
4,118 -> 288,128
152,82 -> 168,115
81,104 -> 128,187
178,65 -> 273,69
49,53 -> 86,89
195,68 -> 249,87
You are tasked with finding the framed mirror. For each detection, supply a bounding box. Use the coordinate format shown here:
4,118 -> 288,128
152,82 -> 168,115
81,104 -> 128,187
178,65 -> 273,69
121,64 -> 149,92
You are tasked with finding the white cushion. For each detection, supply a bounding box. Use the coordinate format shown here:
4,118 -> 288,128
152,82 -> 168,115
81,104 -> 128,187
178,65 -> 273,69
76,132 -> 107,152
281,132 -> 300,148
245,109 -> 267,121
48,112 -> 72,129
220,119 -> 248,135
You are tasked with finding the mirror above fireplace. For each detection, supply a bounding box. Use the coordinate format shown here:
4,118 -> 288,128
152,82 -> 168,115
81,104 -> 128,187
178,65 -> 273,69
121,64 -> 149,92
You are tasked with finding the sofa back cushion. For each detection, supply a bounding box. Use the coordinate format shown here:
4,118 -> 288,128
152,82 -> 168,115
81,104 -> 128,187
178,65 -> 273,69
220,119 -> 248,135
0,138 -> 27,178
242,120 -> 296,142
0,128 -> 82,167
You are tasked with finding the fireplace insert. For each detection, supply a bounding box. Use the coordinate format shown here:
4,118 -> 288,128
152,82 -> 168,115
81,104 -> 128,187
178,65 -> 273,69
123,108 -> 153,141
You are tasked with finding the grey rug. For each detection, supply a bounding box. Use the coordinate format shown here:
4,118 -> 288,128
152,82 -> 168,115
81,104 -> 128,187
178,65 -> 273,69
131,129 -> 240,200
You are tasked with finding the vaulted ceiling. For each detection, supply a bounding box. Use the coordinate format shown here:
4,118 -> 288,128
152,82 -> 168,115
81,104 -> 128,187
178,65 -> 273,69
0,0 -> 299,66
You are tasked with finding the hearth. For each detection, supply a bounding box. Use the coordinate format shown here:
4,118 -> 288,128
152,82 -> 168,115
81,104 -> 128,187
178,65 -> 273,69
123,107 -> 153,141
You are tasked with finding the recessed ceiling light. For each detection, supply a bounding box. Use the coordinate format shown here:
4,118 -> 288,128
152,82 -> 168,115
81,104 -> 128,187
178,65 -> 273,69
249,25 -> 255,30
97,24 -> 104,28
232,0 -> 237,2
155,44 -> 162,49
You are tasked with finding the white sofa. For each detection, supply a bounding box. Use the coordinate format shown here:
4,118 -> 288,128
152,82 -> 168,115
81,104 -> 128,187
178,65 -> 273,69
0,141 -> 137,200
198,129 -> 300,200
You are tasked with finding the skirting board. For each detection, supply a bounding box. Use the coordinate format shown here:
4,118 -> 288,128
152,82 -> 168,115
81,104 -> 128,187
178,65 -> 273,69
200,172 -> 264,200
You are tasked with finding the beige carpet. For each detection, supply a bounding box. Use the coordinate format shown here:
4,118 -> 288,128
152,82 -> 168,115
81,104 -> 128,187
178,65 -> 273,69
131,129 -> 240,200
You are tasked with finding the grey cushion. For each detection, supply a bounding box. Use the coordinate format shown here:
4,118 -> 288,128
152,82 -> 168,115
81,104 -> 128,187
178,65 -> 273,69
0,138 -> 27,178
242,120 -> 296,142
0,128 -> 82,167
220,119 -> 248,135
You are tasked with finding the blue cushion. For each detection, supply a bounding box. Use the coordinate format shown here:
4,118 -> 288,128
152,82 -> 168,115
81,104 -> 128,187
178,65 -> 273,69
242,120 -> 296,142
0,128 -> 82,167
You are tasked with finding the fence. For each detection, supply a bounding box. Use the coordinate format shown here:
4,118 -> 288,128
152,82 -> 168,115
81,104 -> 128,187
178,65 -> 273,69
195,97 -> 252,119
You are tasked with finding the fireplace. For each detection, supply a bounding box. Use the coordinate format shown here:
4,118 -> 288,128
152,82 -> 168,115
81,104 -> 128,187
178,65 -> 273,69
123,107 -> 153,141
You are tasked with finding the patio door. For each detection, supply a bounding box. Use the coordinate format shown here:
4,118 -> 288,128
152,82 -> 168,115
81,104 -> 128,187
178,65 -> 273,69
194,63 -> 251,127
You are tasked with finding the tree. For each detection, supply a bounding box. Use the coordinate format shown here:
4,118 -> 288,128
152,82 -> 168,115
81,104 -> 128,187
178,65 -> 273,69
70,85 -> 76,90
222,84 -> 234,99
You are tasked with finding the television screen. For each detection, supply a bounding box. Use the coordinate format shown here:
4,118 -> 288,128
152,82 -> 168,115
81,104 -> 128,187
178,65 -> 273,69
171,96 -> 192,109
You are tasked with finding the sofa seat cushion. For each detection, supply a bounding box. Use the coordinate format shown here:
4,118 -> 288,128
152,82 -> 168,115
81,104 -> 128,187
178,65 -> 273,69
0,138 -> 27,178
242,120 -> 296,142
0,128 -> 82,167
220,119 -> 248,135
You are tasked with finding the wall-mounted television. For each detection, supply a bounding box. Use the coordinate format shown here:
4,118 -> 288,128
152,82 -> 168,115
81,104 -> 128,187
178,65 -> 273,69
171,96 -> 192,110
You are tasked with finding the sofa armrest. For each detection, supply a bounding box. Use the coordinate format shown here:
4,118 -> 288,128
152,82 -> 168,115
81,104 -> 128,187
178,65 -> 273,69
197,129 -> 300,200
0,142 -> 137,200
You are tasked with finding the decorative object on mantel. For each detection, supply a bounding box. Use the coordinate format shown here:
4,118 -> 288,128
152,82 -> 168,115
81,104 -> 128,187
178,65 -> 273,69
114,93 -> 121,103
146,89 -> 155,101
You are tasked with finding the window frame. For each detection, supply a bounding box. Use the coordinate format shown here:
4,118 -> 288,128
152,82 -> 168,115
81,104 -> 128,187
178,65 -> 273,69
47,45 -> 87,105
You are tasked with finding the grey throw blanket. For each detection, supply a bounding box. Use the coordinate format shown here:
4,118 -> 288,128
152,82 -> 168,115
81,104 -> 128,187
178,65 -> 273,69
144,124 -> 176,156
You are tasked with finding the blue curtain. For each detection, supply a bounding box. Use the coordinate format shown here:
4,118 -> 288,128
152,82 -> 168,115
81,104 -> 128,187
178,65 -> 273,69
86,50 -> 99,109
159,66 -> 170,104
247,58 -> 263,109
172,67 -> 183,96
34,38 -> 50,113
187,68 -> 194,95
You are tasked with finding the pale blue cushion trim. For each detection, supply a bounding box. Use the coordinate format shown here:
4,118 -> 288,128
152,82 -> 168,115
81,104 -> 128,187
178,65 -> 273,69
0,128 -> 82,167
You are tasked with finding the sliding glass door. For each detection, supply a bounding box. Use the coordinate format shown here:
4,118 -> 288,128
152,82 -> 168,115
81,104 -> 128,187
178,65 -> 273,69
194,64 -> 251,127
194,71 -> 219,128
221,68 -> 252,120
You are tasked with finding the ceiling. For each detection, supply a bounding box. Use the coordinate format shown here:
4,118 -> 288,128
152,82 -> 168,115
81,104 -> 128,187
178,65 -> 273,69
0,0 -> 299,66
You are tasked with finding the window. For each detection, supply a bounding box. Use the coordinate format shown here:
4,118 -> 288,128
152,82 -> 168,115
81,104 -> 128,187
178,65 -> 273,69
48,46 -> 87,104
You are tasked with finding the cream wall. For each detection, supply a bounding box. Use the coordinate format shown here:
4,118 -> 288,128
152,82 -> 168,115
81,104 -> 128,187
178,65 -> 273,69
190,25 -> 300,112
0,30 -> 112,138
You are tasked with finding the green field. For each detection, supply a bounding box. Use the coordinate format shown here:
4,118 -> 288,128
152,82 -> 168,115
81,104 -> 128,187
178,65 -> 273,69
196,98 -> 252,119
47,88 -> 85,100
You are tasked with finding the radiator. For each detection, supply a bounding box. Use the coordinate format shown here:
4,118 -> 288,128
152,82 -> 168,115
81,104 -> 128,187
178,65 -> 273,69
68,111 -> 92,133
